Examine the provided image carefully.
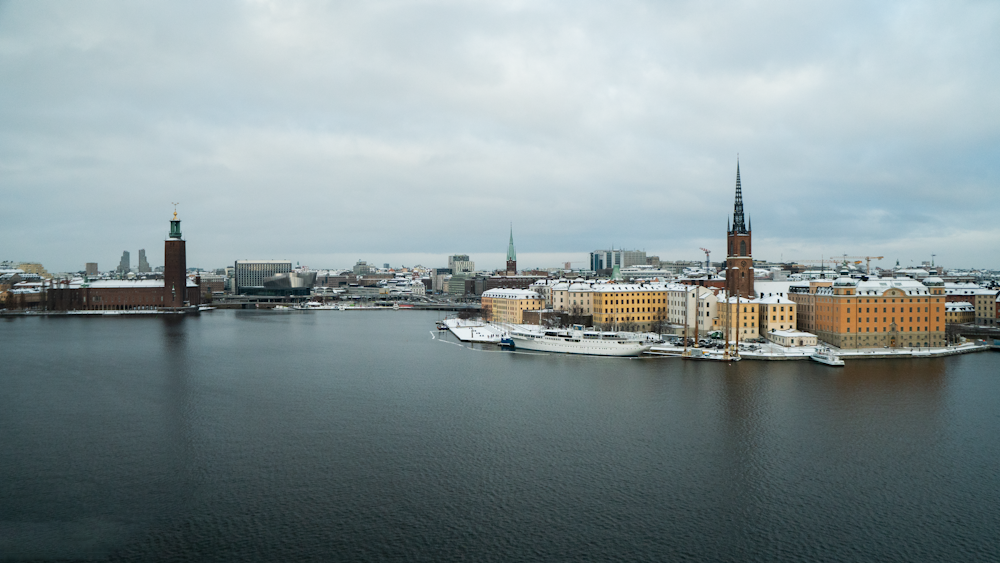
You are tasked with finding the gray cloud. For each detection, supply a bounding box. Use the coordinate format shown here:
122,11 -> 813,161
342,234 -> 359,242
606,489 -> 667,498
1,0 -> 997,272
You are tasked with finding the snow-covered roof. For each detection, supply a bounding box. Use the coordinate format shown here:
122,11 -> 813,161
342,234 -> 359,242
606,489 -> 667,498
946,302 -> 974,311
770,329 -> 815,338
482,288 -> 543,300
757,295 -> 794,304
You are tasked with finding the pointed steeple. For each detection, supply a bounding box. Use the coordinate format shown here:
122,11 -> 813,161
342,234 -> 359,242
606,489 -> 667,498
506,224 -> 516,262
732,158 -> 747,234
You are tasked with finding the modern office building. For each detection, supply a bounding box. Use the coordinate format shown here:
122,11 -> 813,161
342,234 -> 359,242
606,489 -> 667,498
234,260 -> 293,294
117,251 -> 130,274
448,254 -> 475,273
138,249 -> 151,273
85,263 -> 99,276
589,249 -> 647,272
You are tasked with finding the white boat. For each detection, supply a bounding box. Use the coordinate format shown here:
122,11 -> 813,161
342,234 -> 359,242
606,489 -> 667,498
198,305 -> 216,311
295,301 -> 338,310
507,325 -> 652,357
810,349 -> 845,366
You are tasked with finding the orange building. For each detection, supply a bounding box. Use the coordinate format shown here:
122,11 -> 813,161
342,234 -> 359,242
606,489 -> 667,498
808,277 -> 946,349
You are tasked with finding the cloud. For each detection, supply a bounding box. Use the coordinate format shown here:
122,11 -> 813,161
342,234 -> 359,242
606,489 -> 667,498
1,0 -> 998,272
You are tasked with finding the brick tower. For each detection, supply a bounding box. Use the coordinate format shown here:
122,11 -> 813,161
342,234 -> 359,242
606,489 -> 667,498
164,208 -> 187,308
726,160 -> 754,299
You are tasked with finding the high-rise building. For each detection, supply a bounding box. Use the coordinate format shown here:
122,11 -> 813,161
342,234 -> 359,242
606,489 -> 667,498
85,263 -> 99,275
448,254 -> 475,273
117,251 -> 130,274
725,160 -> 754,300
506,227 -> 517,275
589,249 -> 646,271
138,249 -> 151,273
234,260 -> 293,293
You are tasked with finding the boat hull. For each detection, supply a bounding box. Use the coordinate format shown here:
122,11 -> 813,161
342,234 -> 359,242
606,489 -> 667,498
509,335 -> 651,357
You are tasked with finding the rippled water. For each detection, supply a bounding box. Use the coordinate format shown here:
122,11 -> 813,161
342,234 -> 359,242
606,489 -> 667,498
2,311 -> 999,562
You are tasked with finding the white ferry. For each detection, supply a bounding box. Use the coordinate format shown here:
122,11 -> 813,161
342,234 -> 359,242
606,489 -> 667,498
810,348 -> 845,366
506,325 -> 652,357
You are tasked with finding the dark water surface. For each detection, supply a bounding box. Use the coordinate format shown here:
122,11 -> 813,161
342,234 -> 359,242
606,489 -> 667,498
2,311 -> 999,562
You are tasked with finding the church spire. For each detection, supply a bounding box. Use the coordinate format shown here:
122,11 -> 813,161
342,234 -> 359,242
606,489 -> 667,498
506,224 -> 516,261
731,159 -> 747,234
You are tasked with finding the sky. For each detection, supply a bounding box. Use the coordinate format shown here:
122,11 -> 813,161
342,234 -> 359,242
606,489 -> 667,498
1,0 -> 998,273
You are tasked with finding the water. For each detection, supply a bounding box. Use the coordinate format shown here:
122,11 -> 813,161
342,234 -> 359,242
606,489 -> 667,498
1,311 -> 998,562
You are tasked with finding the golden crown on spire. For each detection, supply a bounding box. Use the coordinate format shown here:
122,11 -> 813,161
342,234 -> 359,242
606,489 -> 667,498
172,202 -> 179,220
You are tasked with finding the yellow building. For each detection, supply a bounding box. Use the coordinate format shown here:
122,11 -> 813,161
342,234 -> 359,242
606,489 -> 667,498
16,263 -> 51,279
787,280 -> 832,334
591,283 -> 670,331
551,281 -> 596,314
801,277 -> 945,349
712,296 -> 760,341
481,288 -> 545,324
945,302 -> 974,324
758,294 -> 797,335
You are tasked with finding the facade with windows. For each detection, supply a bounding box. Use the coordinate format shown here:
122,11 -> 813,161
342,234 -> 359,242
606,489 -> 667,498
974,289 -> 1000,326
758,295 -> 797,335
589,249 -> 647,272
481,288 -> 545,324
945,301 -> 974,324
794,277 -> 946,349
234,260 -> 293,294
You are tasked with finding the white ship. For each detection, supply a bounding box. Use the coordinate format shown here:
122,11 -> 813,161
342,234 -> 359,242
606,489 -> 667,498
810,348 -> 845,366
506,325 -> 652,357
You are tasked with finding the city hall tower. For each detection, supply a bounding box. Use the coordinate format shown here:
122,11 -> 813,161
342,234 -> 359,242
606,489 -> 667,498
164,208 -> 187,308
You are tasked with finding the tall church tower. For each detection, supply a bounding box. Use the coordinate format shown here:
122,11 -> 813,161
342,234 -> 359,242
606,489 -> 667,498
505,225 -> 517,275
164,208 -> 187,308
726,160 -> 754,299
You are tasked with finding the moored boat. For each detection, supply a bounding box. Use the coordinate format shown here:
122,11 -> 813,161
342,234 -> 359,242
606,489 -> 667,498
506,325 -> 651,357
810,348 -> 845,366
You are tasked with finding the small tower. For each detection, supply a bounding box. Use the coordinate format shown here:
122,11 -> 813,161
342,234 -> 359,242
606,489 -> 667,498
726,160 -> 754,299
163,205 -> 187,308
505,225 -> 517,275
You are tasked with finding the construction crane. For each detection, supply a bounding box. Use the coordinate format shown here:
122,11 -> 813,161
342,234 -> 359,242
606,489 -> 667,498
839,255 -> 884,274
699,248 -> 711,270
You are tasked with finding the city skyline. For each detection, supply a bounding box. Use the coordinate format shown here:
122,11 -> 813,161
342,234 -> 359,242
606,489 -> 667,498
2,2 -> 998,271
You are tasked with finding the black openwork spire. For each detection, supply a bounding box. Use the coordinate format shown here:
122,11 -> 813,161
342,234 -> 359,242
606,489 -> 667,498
731,159 -> 747,234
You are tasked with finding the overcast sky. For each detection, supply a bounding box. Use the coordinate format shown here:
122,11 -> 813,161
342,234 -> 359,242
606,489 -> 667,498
2,0 -> 998,273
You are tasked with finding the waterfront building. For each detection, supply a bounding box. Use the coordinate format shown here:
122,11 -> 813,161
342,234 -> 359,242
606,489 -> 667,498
725,160 -> 754,300
431,268 -> 452,293
793,277 -> 946,349
448,255 -> 475,274
117,251 -> 130,274
591,283 -> 671,332
945,302 -> 974,324
758,295 -> 797,335
974,289 -> 1000,327
42,211 -> 201,311
481,288 -> 545,324
713,296 -> 760,341
551,281 -> 595,314
767,330 -> 817,347
85,262 -> 98,275
138,249 -> 151,273
353,260 -> 372,275
506,227 -> 517,275
234,260 -> 293,294
787,280 -> 832,334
